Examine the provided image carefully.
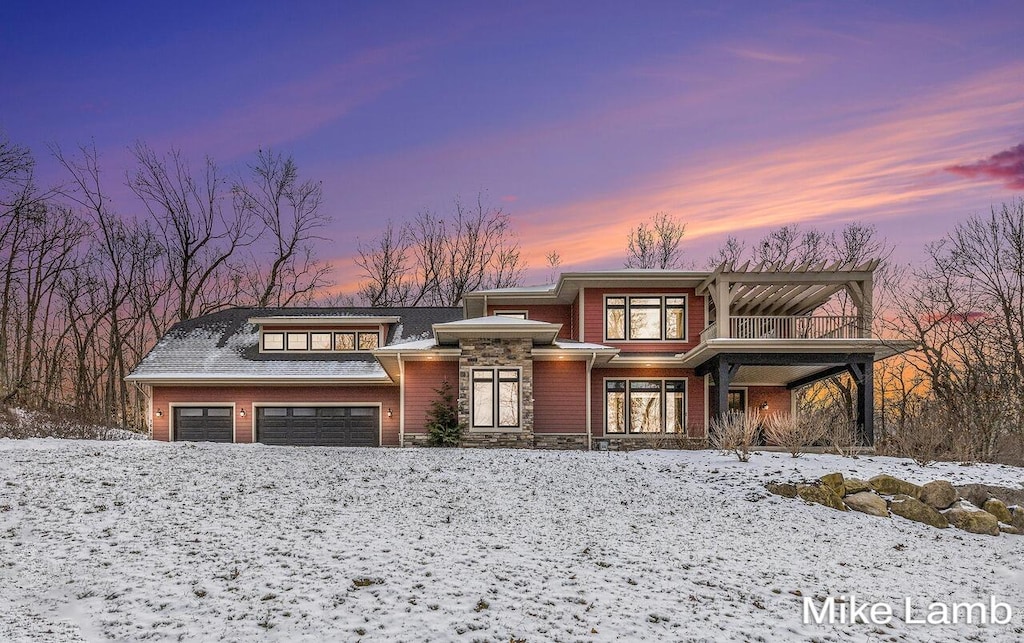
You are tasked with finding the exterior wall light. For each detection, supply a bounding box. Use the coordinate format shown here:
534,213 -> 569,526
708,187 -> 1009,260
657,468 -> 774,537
155,409 -> 163,417
387,408 -> 393,418
239,408 -> 247,417
759,401 -> 769,410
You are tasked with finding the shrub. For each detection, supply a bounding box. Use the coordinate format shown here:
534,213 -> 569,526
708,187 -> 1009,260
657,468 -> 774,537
761,412 -> 828,458
710,410 -> 761,462
426,380 -> 462,446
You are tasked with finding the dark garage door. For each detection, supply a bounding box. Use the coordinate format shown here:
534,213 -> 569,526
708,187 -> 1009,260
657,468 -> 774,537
256,407 -> 380,446
174,406 -> 233,442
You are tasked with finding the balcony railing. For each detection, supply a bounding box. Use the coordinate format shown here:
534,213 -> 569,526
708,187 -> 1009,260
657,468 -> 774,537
700,316 -> 863,341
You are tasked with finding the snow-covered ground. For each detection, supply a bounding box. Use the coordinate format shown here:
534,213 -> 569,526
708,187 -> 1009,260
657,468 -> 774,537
0,441 -> 1022,642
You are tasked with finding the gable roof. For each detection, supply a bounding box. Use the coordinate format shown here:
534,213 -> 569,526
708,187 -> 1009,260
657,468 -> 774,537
125,306 -> 462,384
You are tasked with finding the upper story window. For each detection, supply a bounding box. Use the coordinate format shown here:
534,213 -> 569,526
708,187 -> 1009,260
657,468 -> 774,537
261,330 -> 381,353
494,311 -> 528,319
605,296 -> 686,341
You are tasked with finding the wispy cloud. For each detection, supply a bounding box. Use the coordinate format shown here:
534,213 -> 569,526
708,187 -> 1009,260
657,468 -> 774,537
723,47 -> 805,65
946,143 -> 1024,190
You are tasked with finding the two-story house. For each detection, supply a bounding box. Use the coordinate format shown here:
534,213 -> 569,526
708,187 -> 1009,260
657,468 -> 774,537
126,263 -> 910,449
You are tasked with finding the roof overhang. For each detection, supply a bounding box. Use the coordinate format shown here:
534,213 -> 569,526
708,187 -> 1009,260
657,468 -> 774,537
248,315 -> 401,326
372,346 -> 461,379
433,317 -> 562,346
677,338 -> 917,369
124,376 -> 396,386
531,346 -> 619,365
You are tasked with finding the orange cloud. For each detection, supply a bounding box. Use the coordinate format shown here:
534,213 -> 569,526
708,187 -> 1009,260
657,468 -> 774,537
946,143 -> 1024,190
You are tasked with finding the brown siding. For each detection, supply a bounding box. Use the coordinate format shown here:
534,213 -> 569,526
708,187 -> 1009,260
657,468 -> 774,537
403,360 -> 459,434
582,287 -> 705,353
487,304 -> 573,339
533,360 -> 587,433
747,386 -> 792,417
151,385 -> 401,445
590,367 -> 705,438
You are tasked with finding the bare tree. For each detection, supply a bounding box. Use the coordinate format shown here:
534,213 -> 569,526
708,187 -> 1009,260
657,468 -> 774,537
625,211 -> 686,269
356,193 -> 525,306
128,142 -> 257,323
545,250 -> 562,284
232,150 -> 333,307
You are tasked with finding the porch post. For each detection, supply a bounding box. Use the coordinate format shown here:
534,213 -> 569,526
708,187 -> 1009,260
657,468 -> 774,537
849,359 -> 874,446
710,356 -> 736,423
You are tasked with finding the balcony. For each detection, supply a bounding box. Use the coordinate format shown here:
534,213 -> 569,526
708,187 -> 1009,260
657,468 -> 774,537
699,315 -> 863,342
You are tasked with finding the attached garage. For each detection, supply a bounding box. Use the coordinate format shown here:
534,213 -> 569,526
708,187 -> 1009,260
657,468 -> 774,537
255,406 -> 380,446
173,406 -> 234,442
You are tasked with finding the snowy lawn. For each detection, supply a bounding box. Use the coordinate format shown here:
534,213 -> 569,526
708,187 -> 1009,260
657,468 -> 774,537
1,441 -> 1023,642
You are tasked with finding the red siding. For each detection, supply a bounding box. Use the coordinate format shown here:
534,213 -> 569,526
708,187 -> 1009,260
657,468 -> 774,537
403,360 -> 459,434
151,385 -> 401,445
590,367 -> 706,438
582,287 -> 705,353
533,360 -> 587,433
487,304 -> 573,339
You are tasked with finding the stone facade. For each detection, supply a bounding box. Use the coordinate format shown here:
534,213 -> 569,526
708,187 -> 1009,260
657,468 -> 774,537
592,435 -> 708,451
533,434 -> 589,450
457,337 -> 534,448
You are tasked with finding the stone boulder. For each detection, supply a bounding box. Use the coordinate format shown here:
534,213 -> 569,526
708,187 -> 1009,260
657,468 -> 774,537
982,498 -> 1013,524
999,525 -> 1023,536
919,480 -> 958,510
843,491 -> 889,517
959,485 -> 991,509
957,484 -> 1024,509
945,506 -> 1000,536
869,475 -> 922,498
797,483 -> 847,511
1010,506 -> 1024,531
766,482 -> 798,498
820,473 -> 845,497
889,494 -> 948,528
843,478 -> 870,496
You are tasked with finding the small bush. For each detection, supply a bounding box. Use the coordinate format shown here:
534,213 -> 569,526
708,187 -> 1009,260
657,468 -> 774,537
761,412 -> 827,458
710,410 -> 761,462
426,380 -> 462,447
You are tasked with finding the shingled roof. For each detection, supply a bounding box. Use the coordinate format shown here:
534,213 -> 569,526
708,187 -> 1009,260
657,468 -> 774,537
126,306 -> 463,383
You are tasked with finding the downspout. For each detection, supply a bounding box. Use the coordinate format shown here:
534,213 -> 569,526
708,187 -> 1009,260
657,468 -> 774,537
397,352 -> 405,447
586,352 -> 596,450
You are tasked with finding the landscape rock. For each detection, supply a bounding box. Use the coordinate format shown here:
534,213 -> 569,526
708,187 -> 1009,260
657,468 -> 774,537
766,482 -> 798,498
982,498 -> 1012,524
999,525 -> 1023,536
843,478 -> 870,495
869,475 -> 921,498
889,494 -> 947,528
1010,506 -> 1024,531
819,473 -> 845,496
959,485 -> 991,509
919,480 -> 958,510
796,483 -> 847,511
945,507 -> 1000,536
843,491 -> 889,517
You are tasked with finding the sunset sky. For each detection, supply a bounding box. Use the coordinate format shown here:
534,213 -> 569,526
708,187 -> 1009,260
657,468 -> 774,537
3,1 -> 1023,289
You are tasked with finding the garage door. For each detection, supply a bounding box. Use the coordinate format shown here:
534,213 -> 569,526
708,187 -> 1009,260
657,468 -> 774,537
256,407 -> 380,446
173,406 -> 233,442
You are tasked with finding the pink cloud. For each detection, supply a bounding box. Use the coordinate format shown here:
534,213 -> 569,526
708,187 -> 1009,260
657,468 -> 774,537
946,143 -> 1024,190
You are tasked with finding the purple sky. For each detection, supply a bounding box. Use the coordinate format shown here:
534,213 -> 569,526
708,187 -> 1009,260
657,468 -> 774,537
3,1 -> 1023,291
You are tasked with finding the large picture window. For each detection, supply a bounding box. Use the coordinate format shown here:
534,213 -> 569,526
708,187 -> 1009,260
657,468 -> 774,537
606,379 -> 686,434
604,296 -> 686,341
472,368 -> 521,429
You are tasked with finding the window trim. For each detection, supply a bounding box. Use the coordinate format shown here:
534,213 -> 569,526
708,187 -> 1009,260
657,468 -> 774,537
603,294 -> 689,343
494,310 -> 528,319
258,329 -> 382,354
603,377 -> 688,435
470,366 -> 523,431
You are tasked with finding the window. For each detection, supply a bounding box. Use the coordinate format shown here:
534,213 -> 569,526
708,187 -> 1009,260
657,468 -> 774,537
604,295 -> 687,341
263,332 -> 285,351
287,332 -> 308,350
334,332 -> 355,351
357,332 -> 379,350
605,379 -> 686,434
495,311 -> 528,319
471,368 -> 521,429
310,332 -> 332,351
